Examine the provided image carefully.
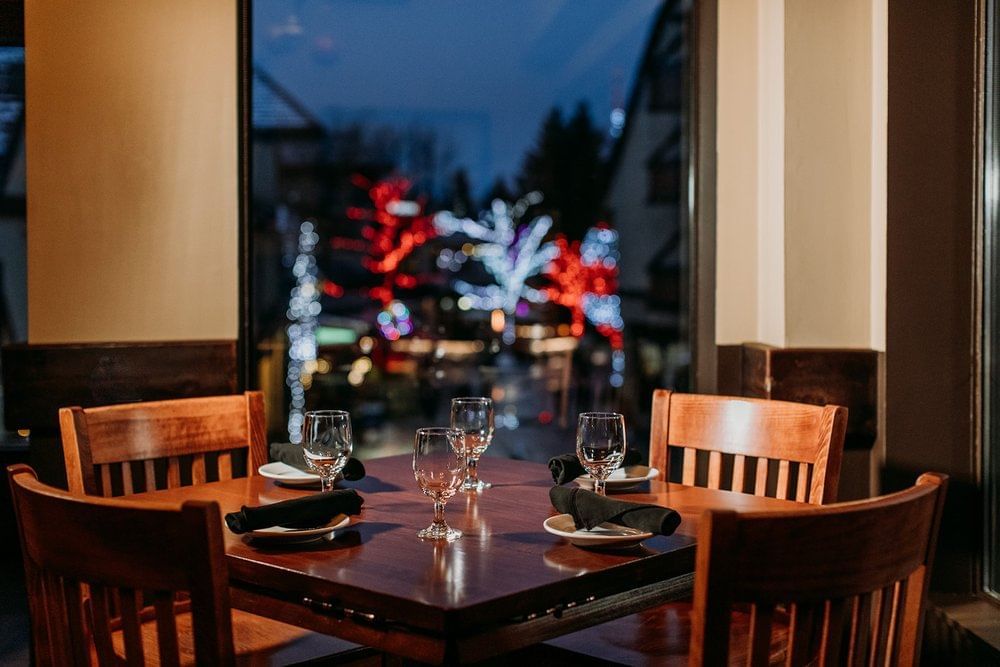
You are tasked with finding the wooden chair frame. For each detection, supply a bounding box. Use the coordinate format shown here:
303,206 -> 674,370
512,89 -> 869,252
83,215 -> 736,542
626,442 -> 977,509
8,463 -> 235,666
649,390 -> 848,504
689,472 -> 948,666
60,391 -> 267,496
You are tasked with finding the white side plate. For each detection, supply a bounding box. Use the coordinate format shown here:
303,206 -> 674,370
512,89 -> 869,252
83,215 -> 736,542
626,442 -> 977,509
248,513 -> 351,543
574,465 -> 660,491
543,513 -> 652,548
258,461 -> 321,486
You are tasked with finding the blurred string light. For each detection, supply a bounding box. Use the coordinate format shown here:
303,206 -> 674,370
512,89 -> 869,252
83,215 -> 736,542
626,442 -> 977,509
286,220 -> 321,443
330,175 -> 434,339
545,225 -> 625,387
434,192 -> 558,343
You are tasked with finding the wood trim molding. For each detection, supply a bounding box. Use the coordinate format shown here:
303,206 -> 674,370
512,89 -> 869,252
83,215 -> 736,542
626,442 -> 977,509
716,343 -> 878,450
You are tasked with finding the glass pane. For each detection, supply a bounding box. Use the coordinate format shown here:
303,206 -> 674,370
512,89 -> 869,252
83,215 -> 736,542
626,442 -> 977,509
251,1 -> 692,462
0,45 -> 27,447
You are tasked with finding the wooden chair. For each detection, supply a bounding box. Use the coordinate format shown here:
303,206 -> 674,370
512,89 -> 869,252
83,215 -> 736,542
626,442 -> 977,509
59,392 -> 268,496
57,393 -> 377,665
649,390 -> 848,505
544,390 -> 849,663
8,463 -> 236,666
690,472 -> 948,666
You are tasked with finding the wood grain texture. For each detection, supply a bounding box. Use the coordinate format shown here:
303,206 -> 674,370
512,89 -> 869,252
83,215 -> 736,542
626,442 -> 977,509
7,464 -> 237,666
121,455 -> 807,663
649,390 -> 847,505
688,473 -> 948,666
547,389 -> 847,662
715,343 -> 878,451
1,341 -> 237,433
59,392 -> 266,496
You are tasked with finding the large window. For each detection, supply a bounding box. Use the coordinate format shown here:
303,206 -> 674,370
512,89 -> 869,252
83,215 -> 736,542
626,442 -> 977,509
250,1 -> 693,461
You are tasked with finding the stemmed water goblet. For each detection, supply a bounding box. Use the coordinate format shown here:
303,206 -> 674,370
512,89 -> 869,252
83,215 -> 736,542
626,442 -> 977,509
450,397 -> 494,492
412,427 -> 465,541
302,410 -> 353,493
576,412 -> 626,496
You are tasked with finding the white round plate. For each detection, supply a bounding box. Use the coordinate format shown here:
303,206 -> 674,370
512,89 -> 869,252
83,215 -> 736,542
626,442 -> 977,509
574,465 -> 660,491
248,513 -> 351,543
258,461 -> 321,486
543,513 -> 652,548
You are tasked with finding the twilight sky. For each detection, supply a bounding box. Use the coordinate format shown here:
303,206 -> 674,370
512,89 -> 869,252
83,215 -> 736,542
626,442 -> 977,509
254,0 -> 662,197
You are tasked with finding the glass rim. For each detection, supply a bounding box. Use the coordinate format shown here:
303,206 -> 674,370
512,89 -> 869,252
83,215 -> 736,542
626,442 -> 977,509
304,410 -> 350,417
451,396 -> 492,404
578,411 -> 624,420
415,426 -> 463,435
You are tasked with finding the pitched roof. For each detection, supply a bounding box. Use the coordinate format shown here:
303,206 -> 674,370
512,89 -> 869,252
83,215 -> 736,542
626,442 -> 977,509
252,66 -> 325,133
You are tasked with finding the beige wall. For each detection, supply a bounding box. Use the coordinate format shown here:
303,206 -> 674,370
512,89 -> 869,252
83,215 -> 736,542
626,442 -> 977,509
25,0 -> 238,343
716,0 -> 887,351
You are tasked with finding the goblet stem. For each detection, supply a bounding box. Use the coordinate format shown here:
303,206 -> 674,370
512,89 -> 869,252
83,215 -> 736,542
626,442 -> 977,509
433,500 -> 446,527
465,457 -> 479,487
594,477 -> 607,496
321,476 -> 335,493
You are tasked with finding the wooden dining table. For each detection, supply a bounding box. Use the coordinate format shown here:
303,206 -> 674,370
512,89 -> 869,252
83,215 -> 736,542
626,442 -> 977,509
127,454 -> 808,664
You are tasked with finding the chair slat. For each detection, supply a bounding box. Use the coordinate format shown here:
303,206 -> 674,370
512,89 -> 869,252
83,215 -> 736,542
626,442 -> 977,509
848,592 -> 873,665
871,584 -> 895,666
754,458 -> 768,496
748,602 -> 774,666
121,461 -> 134,495
887,578 -> 909,663
61,577 -> 90,665
42,572 -> 72,665
100,465 -> 113,497
218,451 -> 233,481
682,447 -> 696,486
119,588 -> 146,666
192,454 -> 206,485
795,462 -> 810,502
819,597 -> 847,666
144,459 -> 157,492
776,460 -> 790,500
787,602 -> 818,666
732,454 -> 746,493
707,451 -> 722,489
167,457 -> 181,488
154,592 -> 182,667
88,584 -> 118,665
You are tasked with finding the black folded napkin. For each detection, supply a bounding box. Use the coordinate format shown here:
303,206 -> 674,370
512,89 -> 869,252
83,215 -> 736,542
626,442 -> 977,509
549,485 -> 681,536
548,449 -> 643,485
269,442 -> 366,481
225,489 -> 364,534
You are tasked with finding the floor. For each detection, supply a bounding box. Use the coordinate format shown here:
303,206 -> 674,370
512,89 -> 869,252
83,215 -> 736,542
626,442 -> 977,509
0,558 -> 29,666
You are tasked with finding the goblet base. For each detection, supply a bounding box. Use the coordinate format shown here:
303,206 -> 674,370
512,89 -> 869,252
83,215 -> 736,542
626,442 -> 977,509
417,523 -> 463,541
461,479 -> 492,492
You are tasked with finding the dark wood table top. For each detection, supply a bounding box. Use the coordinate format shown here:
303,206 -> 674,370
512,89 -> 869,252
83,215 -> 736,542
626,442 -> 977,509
128,454 -> 808,662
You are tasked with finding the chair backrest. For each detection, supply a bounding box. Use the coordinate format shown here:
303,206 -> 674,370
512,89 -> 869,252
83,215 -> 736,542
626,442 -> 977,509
689,472 -> 948,667
7,464 -> 235,666
60,391 -> 267,496
649,390 -> 848,504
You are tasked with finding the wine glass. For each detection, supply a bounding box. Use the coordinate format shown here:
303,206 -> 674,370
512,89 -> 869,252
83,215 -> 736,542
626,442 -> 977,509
412,427 -> 465,541
450,397 -> 495,492
576,412 -> 626,496
302,410 -> 352,493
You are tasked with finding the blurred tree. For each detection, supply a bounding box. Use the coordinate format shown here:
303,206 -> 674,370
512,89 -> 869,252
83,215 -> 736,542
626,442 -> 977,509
517,102 -> 606,240
446,168 -> 475,218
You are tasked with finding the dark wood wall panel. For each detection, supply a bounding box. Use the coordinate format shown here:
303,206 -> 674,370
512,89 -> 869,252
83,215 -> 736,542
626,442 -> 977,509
886,0 -> 979,595
2,341 -> 238,432
1,341 -> 237,487
717,343 -> 878,450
